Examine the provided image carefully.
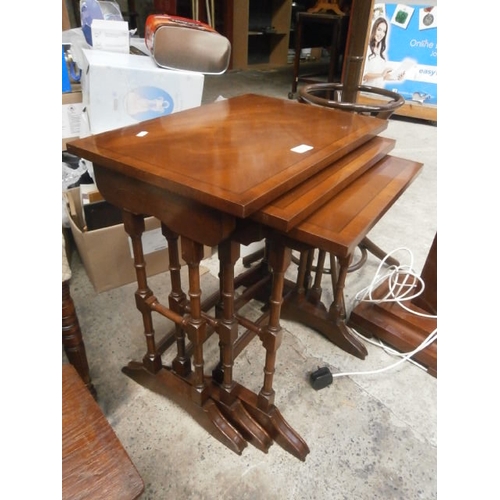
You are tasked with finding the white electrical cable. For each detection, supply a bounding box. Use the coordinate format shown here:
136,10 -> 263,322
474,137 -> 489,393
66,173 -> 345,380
351,329 -> 427,370
330,246 -> 437,378
353,247 -> 437,319
331,328 -> 437,378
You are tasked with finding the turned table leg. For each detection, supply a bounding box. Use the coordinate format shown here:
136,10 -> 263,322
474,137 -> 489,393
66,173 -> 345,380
121,217 -> 247,455
161,225 -> 190,377
122,211 -> 162,374
307,249 -> 327,305
211,239 -> 272,452
238,236 -> 310,461
256,237 -> 291,411
212,239 -> 240,393
280,245 -> 368,360
180,236 -> 210,406
326,253 -> 368,358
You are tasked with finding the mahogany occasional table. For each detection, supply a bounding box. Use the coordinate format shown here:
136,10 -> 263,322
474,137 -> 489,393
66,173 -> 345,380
67,94 -> 419,460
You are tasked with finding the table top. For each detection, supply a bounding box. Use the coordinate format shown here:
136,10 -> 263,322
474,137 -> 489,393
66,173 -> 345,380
253,136 -> 396,232
67,94 -> 387,218
285,155 -> 423,256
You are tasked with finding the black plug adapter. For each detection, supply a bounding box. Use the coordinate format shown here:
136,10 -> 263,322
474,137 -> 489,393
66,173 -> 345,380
309,366 -> 333,390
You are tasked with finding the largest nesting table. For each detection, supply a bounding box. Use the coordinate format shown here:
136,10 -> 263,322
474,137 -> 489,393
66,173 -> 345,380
67,94 -> 422,461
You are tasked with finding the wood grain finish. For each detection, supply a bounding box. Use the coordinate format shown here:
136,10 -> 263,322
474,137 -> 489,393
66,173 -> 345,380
62,364 -> 144,500
276,155 -> 423,358
253,136 -> 395,231
285,155 -> 423,257
67,94 -> 387,218
93,165 -> 236,247
65,93 -> 426,459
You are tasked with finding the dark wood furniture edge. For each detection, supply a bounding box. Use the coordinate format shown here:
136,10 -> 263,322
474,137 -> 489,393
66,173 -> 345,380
62,280 -> 96,397
62,364 -> 144,499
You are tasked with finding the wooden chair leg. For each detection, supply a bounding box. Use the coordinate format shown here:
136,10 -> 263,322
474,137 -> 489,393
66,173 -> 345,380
62,279 -> 96,398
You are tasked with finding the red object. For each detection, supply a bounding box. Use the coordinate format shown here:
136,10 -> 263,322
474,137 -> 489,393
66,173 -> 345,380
145,14 -> 217,53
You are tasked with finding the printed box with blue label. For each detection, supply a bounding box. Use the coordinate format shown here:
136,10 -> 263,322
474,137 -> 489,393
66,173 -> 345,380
81,48 -> 205,134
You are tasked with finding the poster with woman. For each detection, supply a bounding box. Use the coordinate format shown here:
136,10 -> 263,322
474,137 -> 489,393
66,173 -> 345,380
362,3 -> 437,106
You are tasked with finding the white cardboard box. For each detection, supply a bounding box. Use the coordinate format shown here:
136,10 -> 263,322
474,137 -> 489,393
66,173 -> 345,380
81,48 -> 204,134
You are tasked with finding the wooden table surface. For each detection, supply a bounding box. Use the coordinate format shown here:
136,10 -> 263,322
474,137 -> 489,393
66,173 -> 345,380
65,94 -> 422,461
67,94 -> 387,219
62,364 -> 144,500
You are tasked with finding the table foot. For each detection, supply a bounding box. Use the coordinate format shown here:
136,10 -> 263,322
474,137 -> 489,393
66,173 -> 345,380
281,291 -> 368,359
209,382 -> 273,453
231,381 -> 310,461
122,361 -> 247,455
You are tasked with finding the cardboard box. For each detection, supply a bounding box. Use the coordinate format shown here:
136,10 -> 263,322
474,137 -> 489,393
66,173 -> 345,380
65,187 -> 212,293
62,91 -> 84,150
81,48 -> 204,134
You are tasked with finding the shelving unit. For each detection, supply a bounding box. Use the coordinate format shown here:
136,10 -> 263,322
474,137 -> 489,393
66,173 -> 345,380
231,0 -> 292,70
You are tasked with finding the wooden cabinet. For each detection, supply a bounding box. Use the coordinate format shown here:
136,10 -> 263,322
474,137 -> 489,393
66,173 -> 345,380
231,0 -> 292,69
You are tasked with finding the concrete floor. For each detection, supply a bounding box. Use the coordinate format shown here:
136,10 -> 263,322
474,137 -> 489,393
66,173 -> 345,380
66,63 -> 437,499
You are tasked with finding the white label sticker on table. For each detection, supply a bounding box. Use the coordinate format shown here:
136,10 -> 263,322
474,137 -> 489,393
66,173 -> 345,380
291,144 -> 314,153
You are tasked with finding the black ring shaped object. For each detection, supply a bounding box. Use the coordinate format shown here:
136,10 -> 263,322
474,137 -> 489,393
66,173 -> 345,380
298,83 -> 405,115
